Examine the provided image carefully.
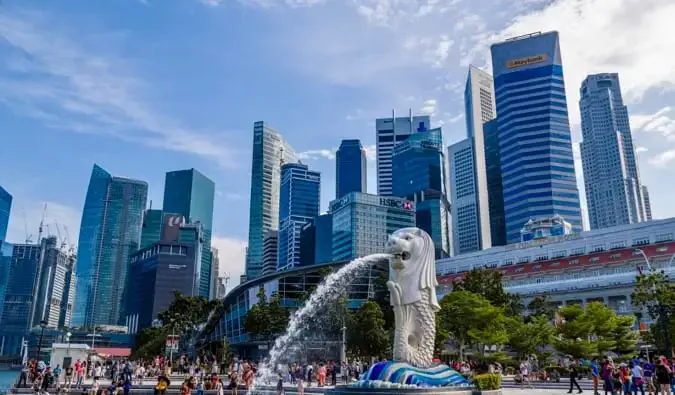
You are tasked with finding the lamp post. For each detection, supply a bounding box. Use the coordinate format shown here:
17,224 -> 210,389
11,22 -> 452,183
66,332 -> 72,355
37,320 -> 48,361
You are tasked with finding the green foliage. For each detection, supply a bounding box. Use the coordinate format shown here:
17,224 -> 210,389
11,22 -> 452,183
133,326 -> 167,360
452,268 -> 522,316
632,272 -> 675,355
507,315 -> 556,360
157,291 -> 222,333
347,300 -> 390,359
372,273 -> 395,331
434,314 -> 450,357
243,287 -> 290,347
526,294 -> 557,320
554,302 -> 638,359
472,373 -> 502,390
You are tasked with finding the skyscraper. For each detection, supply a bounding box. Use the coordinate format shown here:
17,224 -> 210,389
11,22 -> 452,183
392,127 -> 451,258
246,121 -> 298,279
262,230 -> 278,276
484,120 -> 507,246
579,73 -> 648,229
0,185 -> 11,245
210,247 -> 220,300
376,111 -> 430,196
73,164 -> 148,328
278,163 -> 321,271
336,140 -> 367,199
490,31 -> 582,243
32,236 -> 75,328
449,66 -> 498,254
642,186 -> 652,221
163,168 -> 215,298
140,209 -> 164,249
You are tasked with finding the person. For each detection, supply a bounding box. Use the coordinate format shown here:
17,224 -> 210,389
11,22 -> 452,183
630,361 -> 645,395
154,376 -> 169,395
318,364 -> 326,387
65,364 -> 74,391
243,365 -> 254,390
276,373 -> 284,395
215,377 -> 224,395
90,377 -> 100,395
568,362 -> 583,394
18,363 -> 29,388
591,359 -> 601,395
519,361 -> 534,389
297,372 -> 304,395
123,380 -> 132,395
601,358 -> 615,395
181,380 -> 191,395
643,359 -> 655,395
53,364 -> 62,390
331,362 -> 338,386
229,369 -> 238,395
196,379 -> 205,395
654,359 -> 672,395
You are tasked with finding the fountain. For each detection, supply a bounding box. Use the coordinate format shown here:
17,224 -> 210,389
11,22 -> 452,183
252,227 -> 472,394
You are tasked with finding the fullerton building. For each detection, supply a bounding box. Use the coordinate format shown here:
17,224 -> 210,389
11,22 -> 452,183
436,217 -> 675,319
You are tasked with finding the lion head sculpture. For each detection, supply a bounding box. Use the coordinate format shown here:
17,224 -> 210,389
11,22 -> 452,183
385,227 -> 440,311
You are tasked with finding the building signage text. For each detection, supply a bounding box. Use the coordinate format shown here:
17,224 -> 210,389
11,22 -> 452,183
506,54 -> 547,69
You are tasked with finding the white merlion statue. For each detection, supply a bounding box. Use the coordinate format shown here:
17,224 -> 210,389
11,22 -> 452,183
385,227 -> 440,368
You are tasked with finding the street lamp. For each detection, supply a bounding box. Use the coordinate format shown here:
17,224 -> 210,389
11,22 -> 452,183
37,320 -> 48,361
66,332 -> 72,356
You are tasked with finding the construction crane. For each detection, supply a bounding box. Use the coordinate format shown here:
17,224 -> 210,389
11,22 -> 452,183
22,208 -> 33,244
54,220 -> 66,250
63,225 -> 76,257
37,203 -> 47,244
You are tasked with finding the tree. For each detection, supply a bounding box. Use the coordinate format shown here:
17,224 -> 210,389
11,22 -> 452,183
157,291 -> 222,335
526,294 -> 557,320
347,301 -> 390,359
133,326 -> 167,360
372,273 -> 395,331
632,271 -> 675,355
452,268 -> 523,316
243,288 -> 290,350
507,315 -> 556,360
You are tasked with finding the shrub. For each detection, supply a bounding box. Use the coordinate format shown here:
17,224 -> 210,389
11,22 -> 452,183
472,373 -> 502,390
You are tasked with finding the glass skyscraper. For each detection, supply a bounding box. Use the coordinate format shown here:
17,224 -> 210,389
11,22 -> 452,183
0,242 -> 12,324
163,169 -> 215,298
246,121 -> 298,279
73,164 -> 148,328
490,31 -> 582,243
278,163 -> 321,271
376,111 -> 430,196
140,209 -> 164,249
329,192 -> 415,262
0,185 -> 12,244
336,139 -> 367,199
392,127 -> 451,258
484,120 -> 507,247
579,73 -> 649,229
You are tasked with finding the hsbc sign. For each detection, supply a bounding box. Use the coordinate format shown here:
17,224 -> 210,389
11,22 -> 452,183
162,214 -> 186,242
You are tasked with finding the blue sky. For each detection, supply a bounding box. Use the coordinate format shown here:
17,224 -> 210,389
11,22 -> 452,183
1,0 -> 674,287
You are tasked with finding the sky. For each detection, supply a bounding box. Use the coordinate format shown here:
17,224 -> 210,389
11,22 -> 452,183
1,0 -> 674,290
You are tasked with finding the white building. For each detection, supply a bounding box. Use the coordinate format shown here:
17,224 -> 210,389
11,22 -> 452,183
375,111 -> 430,196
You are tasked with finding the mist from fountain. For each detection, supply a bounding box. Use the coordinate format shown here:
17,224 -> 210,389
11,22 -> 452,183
249,253 -> 391,393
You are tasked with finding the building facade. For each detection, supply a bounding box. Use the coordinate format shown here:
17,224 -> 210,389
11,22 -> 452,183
246,121 -> 298,280
278,163 -> 321,271
579,73 -> 648,230
0,185 -> 11,245
392,127 -> 451,258
490,31 -> 582,243
125,217 -> 202,334
32,237 -> 76,328
336,139 -> 367,199
163,168 -> 215,299
484,120 -> 507,247
642,186 -> 652,220
0,242 -> 12,322
73,164 -> 148,328
450,67 -> 497,254
329,192 -> 415,262
376,111 -> 430,196
140,209 -> 164,249
211,247 -> 220,300
262,230 -> 278,277
437,218 -> 675,318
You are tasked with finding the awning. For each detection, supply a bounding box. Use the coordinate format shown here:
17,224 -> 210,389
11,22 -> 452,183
94,347 -> 132,358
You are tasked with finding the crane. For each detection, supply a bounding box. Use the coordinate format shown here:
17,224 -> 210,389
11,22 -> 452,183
37,203 -> 47,244
54,220 -> 66,250
22,208 -> 33,244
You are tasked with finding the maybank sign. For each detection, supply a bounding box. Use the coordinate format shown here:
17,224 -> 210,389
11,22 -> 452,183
506,54 -> 547,69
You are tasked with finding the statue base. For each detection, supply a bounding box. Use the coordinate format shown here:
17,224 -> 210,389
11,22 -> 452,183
349,362 -> 470,389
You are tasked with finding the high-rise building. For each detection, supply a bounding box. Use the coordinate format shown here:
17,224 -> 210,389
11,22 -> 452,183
490,31 -> 582,243
210,247 -> 220,300
484,120 -> 507,246
262,230 -> 278,276
125,215 -> 202,334
246,121 -> 298,279
376,111 -> 431,196
0,242 -> 12,322
336,140 -> 367,199
278,163 -> 321,271
73,164 -> 148,328
449,66 -> 497,255
140,209 -> 164,249
642,186 -> 652,221
163,168 -> 215,299
329,193 -> 415,262
32,236 -> 76,328
392,127 -> 451,258
0,186 -> 11,245
579,73 -> 649,229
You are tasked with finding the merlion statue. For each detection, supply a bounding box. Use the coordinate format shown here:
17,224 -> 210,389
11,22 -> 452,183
385,227 -> 440,368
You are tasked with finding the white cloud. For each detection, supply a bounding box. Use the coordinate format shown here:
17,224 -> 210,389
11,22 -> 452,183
6,200 -> 81,247
211,235 -> 247,291
200,0 -> 224,6
297,149 -> 336,161
631,107 -> 675,141
649,150 -> 675,168
0,11 -> 243,168
363,144 -> 377,161
420,99 -> 438,116
636,146 -> 648,153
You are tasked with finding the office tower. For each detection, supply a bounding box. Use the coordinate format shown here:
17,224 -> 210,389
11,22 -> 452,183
0,186 -> 11,245
449,67 -> 497,255
642,186 -> 652,221
392,127 -> 451,258
32,236 -> 75,328
140,209 -> 164,249
484,120 -> 507,246
0,243 -> 41,356
73,164 -> 148,328
336,140 -> 367,199
490,31 -> 582,243
329,193 -> 415,262
580,73 -> 649,229
210,247 -> 219,300
278,163 -> 321,271
246,121 -> 298,279
163,168 -> 215,298
0,242 -> 12,322
124,217 -> 202,334
298,213 -> 333,267
262,230 -> 278,276
59,255 -> 77,329
376,111 -> 431,196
